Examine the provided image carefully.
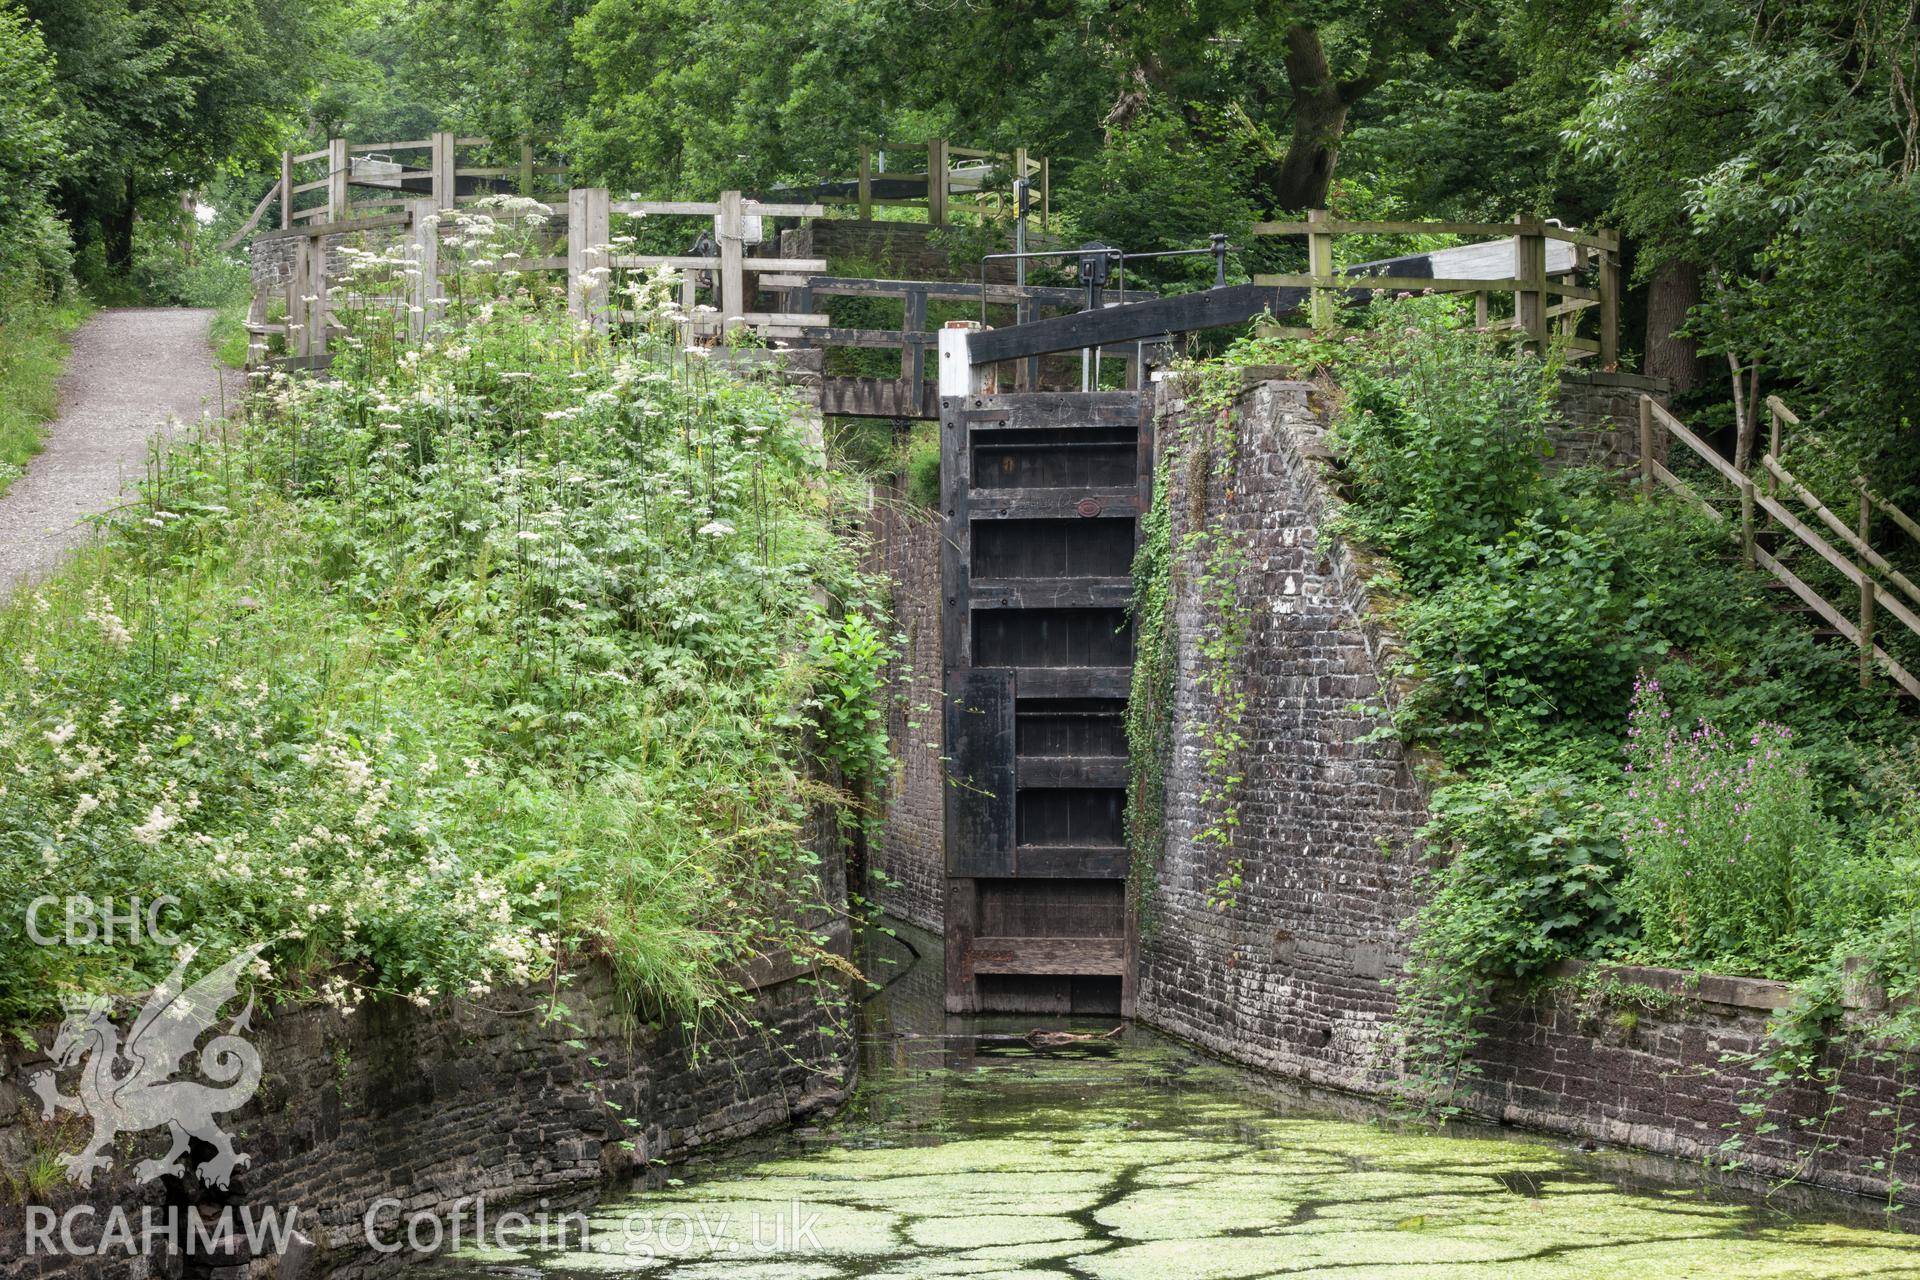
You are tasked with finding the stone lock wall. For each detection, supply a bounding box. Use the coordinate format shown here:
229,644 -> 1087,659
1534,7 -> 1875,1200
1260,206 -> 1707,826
0,944 -> 853,1280
1135,374 -> 1918,1201
1136,379 -> 1430,1092
1551,368 -> 1670,472
861,481 -> 947,933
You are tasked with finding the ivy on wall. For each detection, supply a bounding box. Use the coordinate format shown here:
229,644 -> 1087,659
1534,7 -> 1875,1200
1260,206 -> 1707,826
1126,362 -> 1253,930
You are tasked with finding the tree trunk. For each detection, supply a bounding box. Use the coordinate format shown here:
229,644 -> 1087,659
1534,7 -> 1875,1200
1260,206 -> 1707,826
1269,92 -> 1350,212
105,171 -> 137,277
1644,258 -> 1705,394
1257,26 -> 1375,213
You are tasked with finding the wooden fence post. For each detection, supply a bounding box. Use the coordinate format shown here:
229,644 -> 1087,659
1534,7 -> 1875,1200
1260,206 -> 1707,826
327,137 -> 349,221
1767,402 -> 1783,495
1598,233 -> 1620,367
567,187 -> 611,332
902,286 -> 928,385
679,272 -> 699,341
927,138 -> 948,225
1016,295 -> 1037,390
280,150 -> 294,230
431,131 -> 455,210
1639,395 -> 1655,497
1860,491 -> 1876,688
518,140 -> 535,197
290,233 -> 328,360
1739,477 -> 1757,566
286,237 -> 305,358
1306,209 -> 1335,328
1514,214 -> 1548,353
857,145 -> 872,221
408,199 -> 440,338
717,189 -> 746,324
312,233 -> 329,359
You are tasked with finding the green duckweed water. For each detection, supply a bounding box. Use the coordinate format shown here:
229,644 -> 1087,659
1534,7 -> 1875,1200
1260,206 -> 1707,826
436,924 -> 1920,1278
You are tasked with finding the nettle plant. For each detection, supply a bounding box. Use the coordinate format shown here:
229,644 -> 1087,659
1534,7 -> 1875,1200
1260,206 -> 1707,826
0,213 -> 890,1032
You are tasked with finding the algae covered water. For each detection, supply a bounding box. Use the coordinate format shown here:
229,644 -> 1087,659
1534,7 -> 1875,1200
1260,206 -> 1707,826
438,924 -> 1920,1278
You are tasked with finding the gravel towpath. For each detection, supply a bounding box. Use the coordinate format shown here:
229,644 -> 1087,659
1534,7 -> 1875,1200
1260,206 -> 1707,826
0,307 -> 240,597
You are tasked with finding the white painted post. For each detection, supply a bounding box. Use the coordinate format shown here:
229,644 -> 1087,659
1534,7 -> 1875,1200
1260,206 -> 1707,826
939,321 -> 987,398
717,190 -> 746,325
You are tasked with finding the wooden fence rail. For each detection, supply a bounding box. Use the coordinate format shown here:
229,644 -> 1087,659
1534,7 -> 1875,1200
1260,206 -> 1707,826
221,133 -> 568,251
1638,393 -> 1920,697
1251,213 -> 1620,365
826,138 -> 1046,225
244,188 -> 828,364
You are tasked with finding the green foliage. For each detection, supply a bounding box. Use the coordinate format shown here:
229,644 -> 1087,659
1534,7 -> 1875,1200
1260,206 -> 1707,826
1620,679 -> 1841,975
209,298 -> 250,369
0,230 -> 887,1029
1331,305 -> 1561,583
1394,769 -> 1626,1114
805,608 -> 898,803
904,424 -> 940,510
1124,453 -> 1177,934
1057,106 -> 1260,293
0,3 -> 72,311
1278,309 -> 1919,1149
126,217 -> 252,308
0,295 -> 92,498
1563,0 -> 1920,497
26,0 -> 321,281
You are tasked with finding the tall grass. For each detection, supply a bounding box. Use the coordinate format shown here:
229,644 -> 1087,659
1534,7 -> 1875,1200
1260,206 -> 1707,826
0,204 -> 889,1028
0,296 -> 93,497
208,298 -> 249,369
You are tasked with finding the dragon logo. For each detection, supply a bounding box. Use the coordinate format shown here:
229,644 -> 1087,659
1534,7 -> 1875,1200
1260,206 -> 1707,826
28,941 -> 269,1188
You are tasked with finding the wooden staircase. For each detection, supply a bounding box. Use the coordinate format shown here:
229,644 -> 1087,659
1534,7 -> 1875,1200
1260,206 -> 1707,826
1640,394 -> 1920,697
939,390 -> 1152,1014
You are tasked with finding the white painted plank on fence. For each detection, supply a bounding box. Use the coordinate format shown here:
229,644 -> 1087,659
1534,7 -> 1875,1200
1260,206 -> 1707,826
1425,237 -> 1577,280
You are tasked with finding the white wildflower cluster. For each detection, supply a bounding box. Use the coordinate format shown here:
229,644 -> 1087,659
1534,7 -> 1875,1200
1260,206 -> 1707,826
81,587 -> 133,650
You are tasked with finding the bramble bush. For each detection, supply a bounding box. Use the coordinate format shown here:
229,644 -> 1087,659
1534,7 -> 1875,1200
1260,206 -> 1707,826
0,201 -> 891,1029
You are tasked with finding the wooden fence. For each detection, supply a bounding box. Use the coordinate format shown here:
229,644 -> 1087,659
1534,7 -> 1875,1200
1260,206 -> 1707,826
754,274 -> 1156,416
222,133 -> 569,250
1638,393 -> 1920,697
1251,214 -> 1620,365
820,139 -> 1047,225
245,188 -> 828,364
